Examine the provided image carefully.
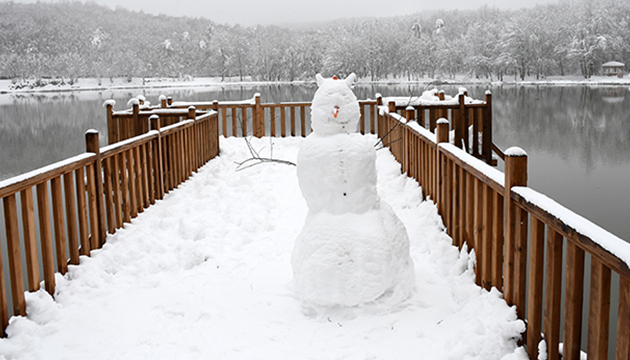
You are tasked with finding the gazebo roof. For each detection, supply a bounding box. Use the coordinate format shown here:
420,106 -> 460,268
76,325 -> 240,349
603,61 -> 625,67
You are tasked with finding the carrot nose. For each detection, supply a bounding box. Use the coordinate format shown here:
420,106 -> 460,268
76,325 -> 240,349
333,106 -> 340,118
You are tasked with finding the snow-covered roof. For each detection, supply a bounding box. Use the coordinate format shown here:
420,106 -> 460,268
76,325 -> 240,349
602,61 -> 625,67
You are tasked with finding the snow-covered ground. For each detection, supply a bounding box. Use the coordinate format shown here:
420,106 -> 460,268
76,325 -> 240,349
0,136 -> 526,360
1,74 -> 630,95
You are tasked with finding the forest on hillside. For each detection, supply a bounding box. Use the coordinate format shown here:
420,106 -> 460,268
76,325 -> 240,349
0,0 -> 628,82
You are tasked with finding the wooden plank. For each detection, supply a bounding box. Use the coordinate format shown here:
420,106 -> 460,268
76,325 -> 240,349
0,237 -> 7,333
146,141 -> 155,205
451,162 -> 464,247
231,107 -> 237,137
618,276 -> 630,360
544,228 -> 564,360
36,183 -> 56,295
514,207 -> 529,319
102,158 -> 115,234
481,183 -> 492,290
270,107 -> 276,137
241,107 -> 248,137
492,192 -> 504,290
290,106 -> 296,137
221,108 -> 228,137
301,106 -> 306,137
587,258 -> 611,360
51,177 -> 68,274
445,157 -> 453,237
111,154 -> 123,229
140,143 -> 150,209
86,164 -> 99,251
20,189 -> 40,291
563,241 -> 585,360
119,152 -> 131,223
458,166 -> 466,248
360,105 -> 365,134
526,217 -> 545,360
465,172 -> 474,250
370,104 -> 376,134
3,194 -> 26,316
127,149 -> 137,219
133,146 -> 143,214
473,177 -> 482,286
75,167 -> 90,256
281,107 -> 286,137
63,173 -> 80,265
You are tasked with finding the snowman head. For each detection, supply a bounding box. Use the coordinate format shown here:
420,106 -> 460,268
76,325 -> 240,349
310,73 -> 360,135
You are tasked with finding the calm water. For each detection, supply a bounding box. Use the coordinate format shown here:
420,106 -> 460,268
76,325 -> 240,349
0,84 -> 628,245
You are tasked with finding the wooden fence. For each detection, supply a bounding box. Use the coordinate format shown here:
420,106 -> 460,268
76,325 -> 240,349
107,94 -> 379,143
381,91 -> 494,165
0,109 -> 219,334
106,92 -> 494,165
378,108 -> 630,360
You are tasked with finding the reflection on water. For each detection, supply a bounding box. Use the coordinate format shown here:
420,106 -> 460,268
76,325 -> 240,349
0,84 -> 628,242
490,85 -> 630,243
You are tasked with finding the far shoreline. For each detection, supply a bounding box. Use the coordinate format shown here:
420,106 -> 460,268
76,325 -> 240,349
2,75 -> 630,95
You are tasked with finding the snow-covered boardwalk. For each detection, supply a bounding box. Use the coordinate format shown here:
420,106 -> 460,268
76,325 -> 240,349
0,136 -> 525,360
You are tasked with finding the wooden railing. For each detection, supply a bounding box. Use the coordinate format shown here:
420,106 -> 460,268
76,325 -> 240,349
107,92 -> 493,166
380,91 -> 493,165
378,108 -> 630,360
106,94 -> 379,144
0,109 -> 219,334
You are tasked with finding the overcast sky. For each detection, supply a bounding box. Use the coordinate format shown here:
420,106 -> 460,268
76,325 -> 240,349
15,0 -> 561,26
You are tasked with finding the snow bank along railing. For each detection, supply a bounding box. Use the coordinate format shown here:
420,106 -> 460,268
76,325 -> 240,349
106,94 -> 379,144
378,108 -> 630,360
0,109 -> 219,335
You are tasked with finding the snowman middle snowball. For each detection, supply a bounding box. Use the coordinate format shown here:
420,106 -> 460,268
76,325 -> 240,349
291,73 -> 415,308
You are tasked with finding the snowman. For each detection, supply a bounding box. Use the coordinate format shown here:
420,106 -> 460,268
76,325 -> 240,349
291,73 -> 415,308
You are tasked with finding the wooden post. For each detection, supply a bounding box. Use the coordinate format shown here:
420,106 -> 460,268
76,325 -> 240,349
167,97 -> 173,106
438,91 -> 445,101
150,115 -> 164,200
254,93 -> 263,138
388,101 -> 396,115
376,94 -> 383,138
131,102 -> 139,139
483,91 -> 493,164
405,106 -> 414,122
3,194 -> 26,316
160,95 -> 167,108
503,147 -> 527,312
457,93 -> 466,151
85,130 -> 107,248
436,118 -> 449,210
105,102 -> 116,145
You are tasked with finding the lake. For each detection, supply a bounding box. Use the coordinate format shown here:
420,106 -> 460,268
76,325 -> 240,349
1,83 -> 628,243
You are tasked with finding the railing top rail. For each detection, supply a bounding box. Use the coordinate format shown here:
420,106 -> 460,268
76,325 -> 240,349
171,99 -> 255,108
112,108 -> 208,117
0,152 -> 96,199
100,131 -> 158,158
440,142 -> 506,193
382,96 -> 486,108
513,186 -> 630,276
161,119 -> 195,135
261,102 -> 312,107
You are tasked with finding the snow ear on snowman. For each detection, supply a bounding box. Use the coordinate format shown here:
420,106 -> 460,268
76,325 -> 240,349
315,73 -> 357,88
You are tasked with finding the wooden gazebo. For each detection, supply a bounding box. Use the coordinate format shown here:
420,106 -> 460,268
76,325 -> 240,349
602,61 -> 625,77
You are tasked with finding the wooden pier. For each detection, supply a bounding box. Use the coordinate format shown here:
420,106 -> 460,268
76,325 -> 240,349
0,91 -> 628,360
